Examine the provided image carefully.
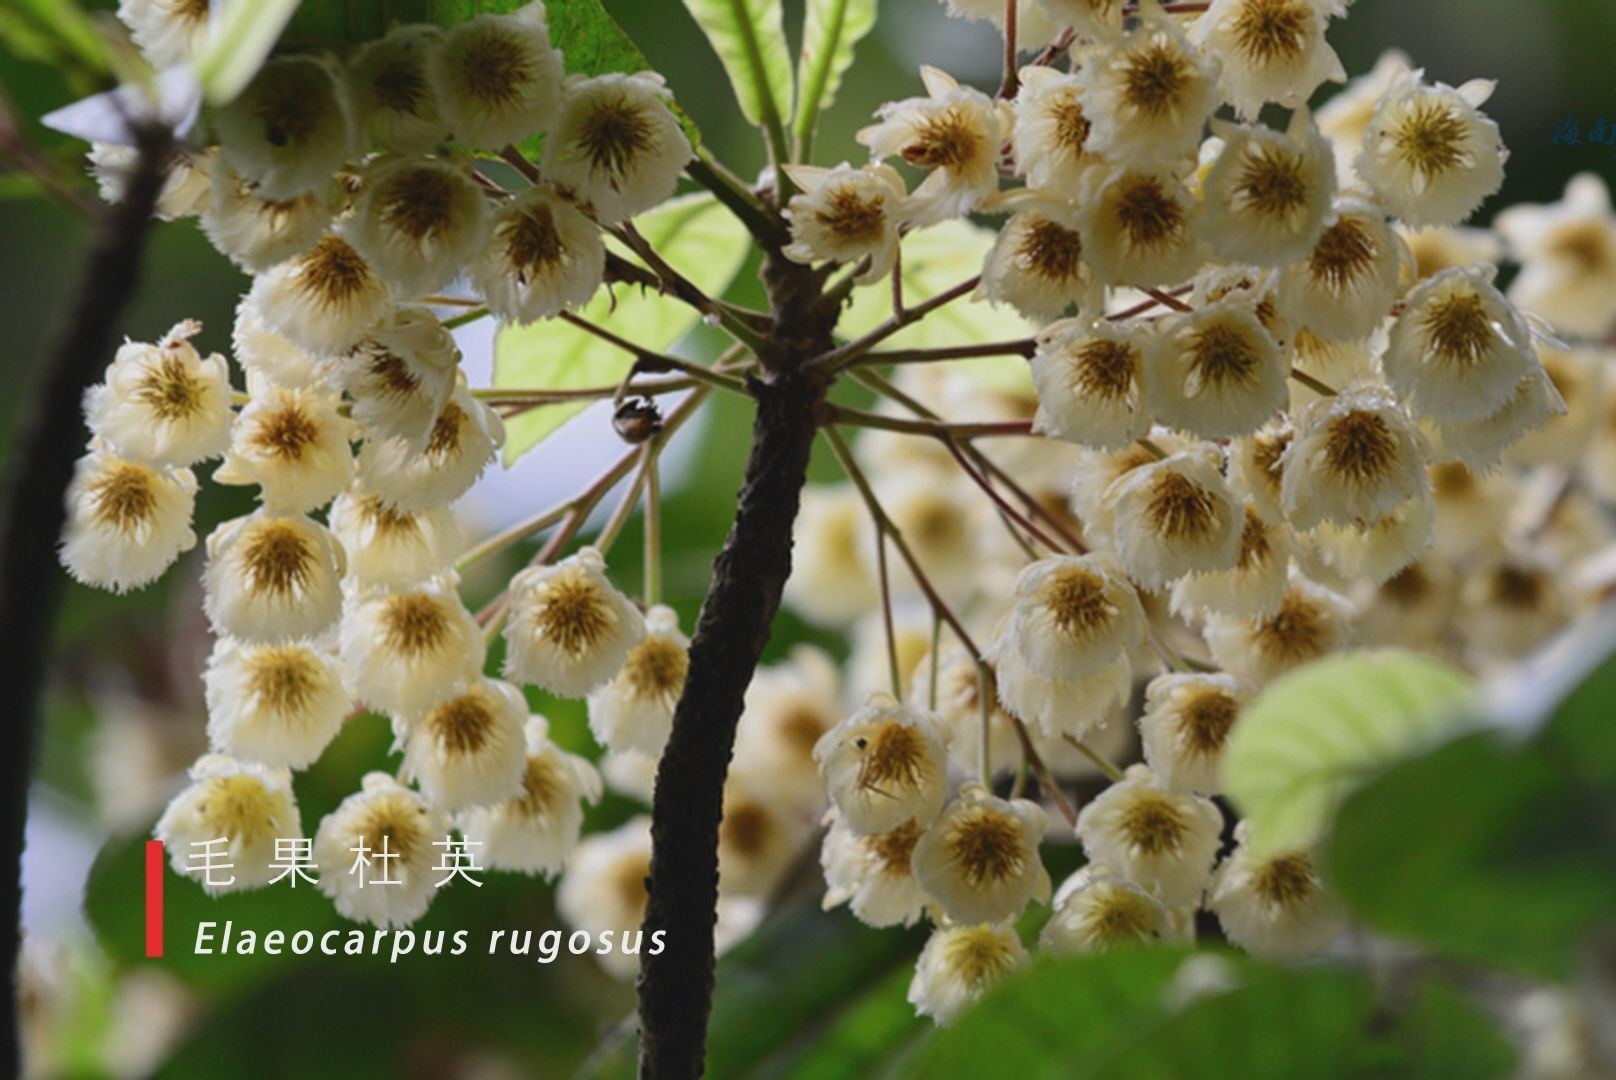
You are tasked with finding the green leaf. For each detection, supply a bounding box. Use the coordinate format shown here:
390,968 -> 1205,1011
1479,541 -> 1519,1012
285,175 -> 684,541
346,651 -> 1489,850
839,220 -> 1034,394
1222,650 -> 1476,855
197,0 -> 302,104
1330,728 -> 1616,979
492,192 -> 750,464
684,0 -> 794,140
1395,980 -> 1516,1078
0,0 -> 111,87
794,0 -> 878,151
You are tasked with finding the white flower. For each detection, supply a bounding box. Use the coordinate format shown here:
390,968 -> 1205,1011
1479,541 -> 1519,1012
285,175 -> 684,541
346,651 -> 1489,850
868,470 -> 980,606
731,646 -> 844,816
1354,558 -> 1455,650
1432,366 -> 1567,471
1207,825 -> 1343,959
61,450 -> 198,593
912,784 -> 1051,925
1074,763 -> 1223,906
1039,864 -> 1173,953
400,677 -> 528,811
84,321 -> 232,467
846,603 -> 935,706
1459,549 -> 1568,661
313,772 -> 452,928
858,66 -> 1009,226
117,0 -> 209,68
469,187 -> 605,324
429,3 -> 564,150
1229,421 -> 1294,522
1148,303 -> 1287,439
717,782 -> 813,897
1382,265 -> 1538,422
338,308 -> 461,450
1356,71 -> 1507,228
991,623 -> 1132,741
214,57 -> 356,202
908,922 -> 1027,1026
456,714 -> 603,878
1030,320 -> 1154,450
783,484 -> 879,628
1204,573 -> 1354,685
1108,445 -> 1244,587
204,638 -> 349,769
1076,1 -> 1221,166
1191,0 -> 1346,120
89,142 -> 212,221
347,25 -> 451,153
913,643 -> 1022,779
328,491 -> 461,589
1011,66 -> 1098,193
1288,330 -> 1379,413
556,816 -> 654,979
1075,163 -> 1206,288
503,546 -> 645,697
977,201 -> 1100,323
1316,49 -> 1411,182
814,694 -> 949,836
587,604 -> 688,757
1138,672 -> 1249,794
200,163 -> 336,273
1277,196 -> 1407,342
781,163 -> 908,284
247,235 -> 393,357
355,380 -> 504,512
1069,432 -> 1188,540
1006,555 -> 1143,680
1200,112 -> 1337,268
1170,505 -> 1293,619
1400,223 -> 1503,283
1496,174 -> 1616,339
202,512 -> 344,643
1307,494 -> 1434,585
1281,385 -> 1428,529
156,754 -> 300,895
347,156 -> 489,297
1509,345 -> 1603,468
231,295 -> 330,390
339,581 -> 485,717
215,386 -> 355,513
541,72 -> 692,225
820,811 -> 930,928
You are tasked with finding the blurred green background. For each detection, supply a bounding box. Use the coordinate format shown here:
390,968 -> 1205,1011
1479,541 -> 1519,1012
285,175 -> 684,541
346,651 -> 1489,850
3,0 -> 1616,1075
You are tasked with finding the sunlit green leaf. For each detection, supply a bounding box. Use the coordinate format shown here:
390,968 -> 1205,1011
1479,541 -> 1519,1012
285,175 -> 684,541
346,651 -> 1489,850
684,0 -> 794,138
839,220 -> 1033,394
493,193 -> 749,464
794,0 -> 878,151
1222,650 -> 1476,855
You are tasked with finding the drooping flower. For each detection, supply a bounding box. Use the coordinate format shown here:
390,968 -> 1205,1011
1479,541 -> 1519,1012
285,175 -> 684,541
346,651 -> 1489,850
231,295 -> 331,390
429,3 -> 564,150
347,25 -> 451,153
1207,824 -> 1343,959
1204,573 -> 1354,685
783,484 -> 880,628
201,164 -> 337,274
540,72 -> 693,225
1039,864 -> 1173,953
214,385 -> 355,513
1432,366 -> 1567,472
1029,0 -> 1124,42
1075,163 -> 1206,288
1277,195 -> 1407,342
84,321 -> 232,467
355,380 -> 504,512
731,646 -> 844,816
328,492 -> 460,589
1137,672 -> 1249,795
907,922 -> 1028,1026
781,163 -> 909,284
202,511 -> 344,642
1356,71 -> 1508,228
1315,48 -> 1411,181
1281,384 -> 1429,529
815,694 -> 949,836
858,66 -> 1009,226
978,199 -> 1101,323
1200,111 -> 1337,268
587,604 -> 689,757
556,816 -> 656,980
338,308 -> 461,450
469,187 -> 606,324
214,57 -> 356,202
1011,66 -> 1099,193
1148,303 -> 1288,439
1190,0 -> 1346,120
248,235 -> 393,357
503,546 -> 646,697
339,581 -> 485,716
820,810 -> 930,929
1074,763 -> 1224,907
1306,493 -> 1434,584
204,638 -> 350,769
912,784 -> 1051,925
992,625 -> 1133,743
347,156 -> 489,297
1004,554 -> 1144,681
1076,0 -> 1221,165
1496,173 -> 1616,339
717,782 -> 813,897
400,677 -> 529,811
90,142 -> 213,221
1107,445 -> 1244,587
117,0 -> 211,68
1170,504 -> 1293,619
313,772 -> 453,927
156,754 -> 301,895
1030,319 -> 1155,450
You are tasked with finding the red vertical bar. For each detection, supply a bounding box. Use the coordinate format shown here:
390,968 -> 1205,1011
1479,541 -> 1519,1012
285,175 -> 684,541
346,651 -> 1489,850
144,840 -> 164,958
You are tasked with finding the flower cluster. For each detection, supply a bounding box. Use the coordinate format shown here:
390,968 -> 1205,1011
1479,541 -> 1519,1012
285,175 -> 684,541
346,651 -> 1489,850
777,0 -> 1616,1024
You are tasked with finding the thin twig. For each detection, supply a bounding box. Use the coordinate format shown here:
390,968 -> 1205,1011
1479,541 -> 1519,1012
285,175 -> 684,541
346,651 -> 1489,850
812,276 -> 981,372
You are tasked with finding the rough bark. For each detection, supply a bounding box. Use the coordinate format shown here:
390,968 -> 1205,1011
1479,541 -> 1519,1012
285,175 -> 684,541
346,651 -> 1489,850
0,124 -> 171,1072
636,254 -> 835,1079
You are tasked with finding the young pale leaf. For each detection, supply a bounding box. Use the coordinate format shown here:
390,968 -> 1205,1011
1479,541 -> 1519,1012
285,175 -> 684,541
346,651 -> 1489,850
794,0 -> 878,149
1221,650 -> 1476,856
685,0 -> 794,136
492,193 -> 749,464
197,0 -> 301,104
839,220 -> 1033,393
